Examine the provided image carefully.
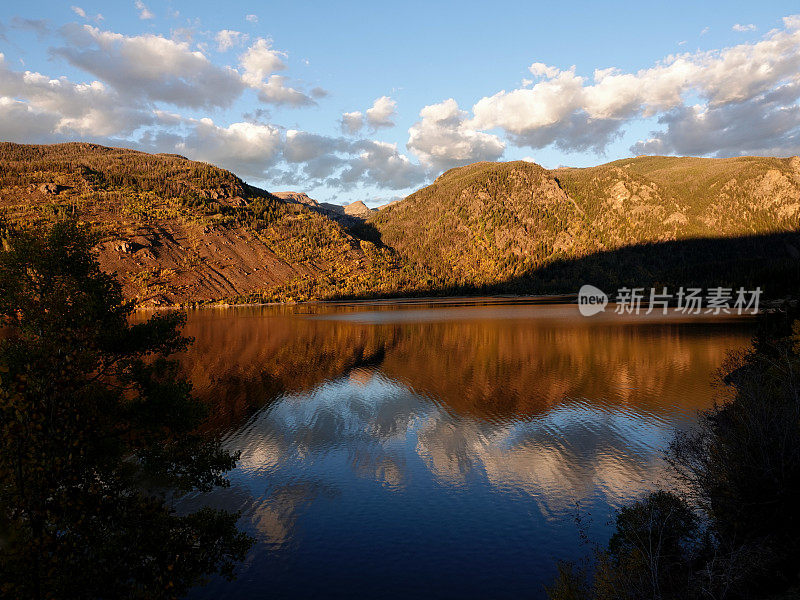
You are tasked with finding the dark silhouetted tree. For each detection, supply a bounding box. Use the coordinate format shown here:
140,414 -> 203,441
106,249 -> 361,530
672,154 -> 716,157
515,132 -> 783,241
0,219 -> 252,599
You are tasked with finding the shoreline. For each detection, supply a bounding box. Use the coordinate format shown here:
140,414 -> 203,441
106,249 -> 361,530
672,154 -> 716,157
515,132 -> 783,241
133,292 -> 797,312
133,293 -> 579,311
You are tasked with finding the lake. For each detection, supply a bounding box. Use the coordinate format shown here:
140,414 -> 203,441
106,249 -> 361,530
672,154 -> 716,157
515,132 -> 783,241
175,300 -> 754,599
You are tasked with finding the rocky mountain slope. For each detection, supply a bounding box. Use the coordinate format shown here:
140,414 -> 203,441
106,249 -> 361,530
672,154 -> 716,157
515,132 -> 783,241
0,143 -> 412,306
273,191 -> 377,222
370,157 -> 800,293
1,143 -> 798,305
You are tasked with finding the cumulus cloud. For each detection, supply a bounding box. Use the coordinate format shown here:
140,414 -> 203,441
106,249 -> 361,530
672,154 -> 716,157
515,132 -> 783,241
237,38 -> 315,106
8,5 -> 799,196
144,118 -> 425,190
732,23 -> 756,32
0,28 -> 415,192
281,130 -> 425,189
337,141 -> 427,189
245,14 -> 258,23
0,53 -> 153,138
631,84 -> 800,157
452,15 -> 800,157
0,96 -> 64,142
340,96 -> 397,134
171,118 -> 283,178
365,96 -> 397,128
54,25 -> 245,109
239,38 -> 286,84
407,98 -> 505,171
340,111 -> 364,135
256,75 -> 315,106
284,130 -> 344,163
215,29 -> 246,52
134,1 -> 154,20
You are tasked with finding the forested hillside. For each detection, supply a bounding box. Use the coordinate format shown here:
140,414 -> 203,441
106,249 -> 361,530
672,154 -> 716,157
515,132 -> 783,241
1,144 -> 798,305
0,143 -> 415,305
371,157 -> 800,296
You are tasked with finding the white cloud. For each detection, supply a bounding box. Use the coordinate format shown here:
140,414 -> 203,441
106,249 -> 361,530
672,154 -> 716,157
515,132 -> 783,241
458,16 -> 800,155
281,130 -> 426,189
71,6 -> 86,18
340,111 -> 364,135
54,25 -> 245,109
215,29 -> 246,52
256,75 -> 315,106
172,118 -> 283,177
0,45 -> 416,191
284,130 -> 344,163
365,95 -> 397,129
700,26 -> 710,35
237,39 -> 315,106
407,98 -> 505,171
340,96 -> 396,134
0,53 -> 153,138
529,62 -> 561,79
470,67 -> 586,132
338,140 -> 426,189
245,14 -> 259,23
134,0 -> 154,20
631,84 -> 800,157
732,23 -> 756,32
239,38 -> 286,85
0,96 -> 64,142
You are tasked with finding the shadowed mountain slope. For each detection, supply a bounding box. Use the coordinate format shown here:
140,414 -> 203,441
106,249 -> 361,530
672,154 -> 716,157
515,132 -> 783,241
371,157 -> 800,292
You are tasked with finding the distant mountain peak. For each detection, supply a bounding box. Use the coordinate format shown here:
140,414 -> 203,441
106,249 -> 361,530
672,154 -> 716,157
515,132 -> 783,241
344,200 -> 374,218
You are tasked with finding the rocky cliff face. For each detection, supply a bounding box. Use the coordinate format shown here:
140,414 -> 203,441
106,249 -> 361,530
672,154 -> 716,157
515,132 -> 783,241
275,192 -> 376,223
272,191 -> 319,207
0,143 -> 408,306
343,200 -> 375,218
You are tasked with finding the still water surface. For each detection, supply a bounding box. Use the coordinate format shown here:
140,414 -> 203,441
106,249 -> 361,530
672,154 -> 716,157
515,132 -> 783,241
177,301 -> 754,599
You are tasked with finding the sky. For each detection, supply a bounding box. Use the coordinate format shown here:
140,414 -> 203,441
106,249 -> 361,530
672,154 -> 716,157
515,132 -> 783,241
1,1 -> 800,206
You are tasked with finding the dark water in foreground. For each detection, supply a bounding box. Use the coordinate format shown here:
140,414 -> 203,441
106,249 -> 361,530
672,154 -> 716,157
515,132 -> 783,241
175,300 -> 754,600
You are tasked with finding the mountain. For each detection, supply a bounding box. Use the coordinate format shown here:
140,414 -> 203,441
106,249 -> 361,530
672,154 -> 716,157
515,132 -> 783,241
0,143 -> 412,306
274,191 -> 376,224
343,200 -> 376,218
370,157 -> 800,294
272,191 -> 319,207
1,143 -> 798,305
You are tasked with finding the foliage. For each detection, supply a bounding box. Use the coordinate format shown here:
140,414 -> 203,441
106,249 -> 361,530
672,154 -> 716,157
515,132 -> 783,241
0,219 -> 252,599
372,158 -> 800,299
2,143 -> 799,306
547,306 -> 800,600
0,142 -> 428,305
593,491 -> 699,600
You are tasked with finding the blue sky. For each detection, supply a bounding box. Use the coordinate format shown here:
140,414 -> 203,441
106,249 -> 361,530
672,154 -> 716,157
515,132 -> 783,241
1,1 -> 800,206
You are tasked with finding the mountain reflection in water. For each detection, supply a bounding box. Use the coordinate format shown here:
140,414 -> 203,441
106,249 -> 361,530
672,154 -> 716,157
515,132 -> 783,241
176,302 -> 753,600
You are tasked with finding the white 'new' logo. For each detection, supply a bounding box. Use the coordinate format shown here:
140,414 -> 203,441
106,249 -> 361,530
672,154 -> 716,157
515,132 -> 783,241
578,284 -> 608,316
